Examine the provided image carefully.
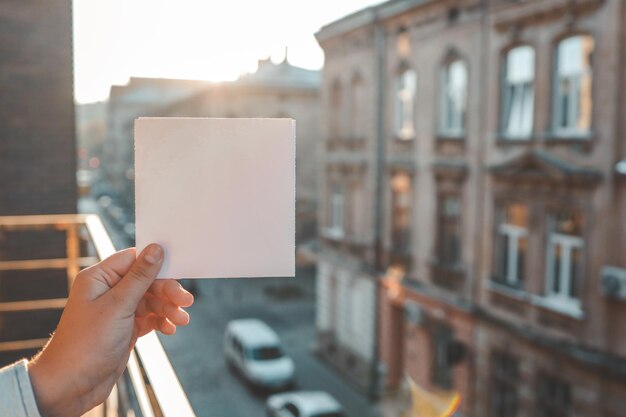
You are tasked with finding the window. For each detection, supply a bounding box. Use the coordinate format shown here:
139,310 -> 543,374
330,79 -> 343,139
437,194 -> 461,266
545,211 -> 585,305
502,46 -> 535,139
391,173 -> 412,253
395,68 -> 417,140
553,35 -> 594,136
432,324 -> 453,389
489,351 -> 519,417
250,346 -> 283,361
397,27 -> 410,58
440,59 -> 468,137
494,204 -> 528,287
348,74 -> 366,138
537,373 -> 571,417
327,186 -> 345,239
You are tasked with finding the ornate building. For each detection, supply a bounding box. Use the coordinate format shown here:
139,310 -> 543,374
316,0 -> 626,415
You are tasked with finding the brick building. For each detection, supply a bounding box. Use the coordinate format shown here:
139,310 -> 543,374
0,1 -> 77,216
315,0 -> 626,415
0,1 -> 78,365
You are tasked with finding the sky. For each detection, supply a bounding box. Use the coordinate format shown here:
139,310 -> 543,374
73,0 -> 383,104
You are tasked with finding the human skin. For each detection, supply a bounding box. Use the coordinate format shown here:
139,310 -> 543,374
27,244 -> 194,417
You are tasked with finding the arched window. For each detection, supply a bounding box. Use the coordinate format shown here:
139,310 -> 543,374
552,34 -> 594,136
348,74 -> 366,139
439,59 -> 468,137
501,45 -> 535,139
395,67 -> 417,140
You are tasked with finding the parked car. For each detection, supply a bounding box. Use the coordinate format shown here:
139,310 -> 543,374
266,391 -> 345,417
224,319 -> 295,389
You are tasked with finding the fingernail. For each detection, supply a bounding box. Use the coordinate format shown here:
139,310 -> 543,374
144,244 -> 163,265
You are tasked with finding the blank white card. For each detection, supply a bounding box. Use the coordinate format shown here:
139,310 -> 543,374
135,118 -> 295,279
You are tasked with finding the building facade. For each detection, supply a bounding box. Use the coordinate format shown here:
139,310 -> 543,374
316,0 -> 626,415
0,1 -> 78,365
0,1 -> 77,216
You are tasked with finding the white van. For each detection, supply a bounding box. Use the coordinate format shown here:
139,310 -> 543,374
224,319 -> 295,389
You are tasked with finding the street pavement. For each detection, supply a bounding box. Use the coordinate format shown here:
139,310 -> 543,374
158,273 -> 381,417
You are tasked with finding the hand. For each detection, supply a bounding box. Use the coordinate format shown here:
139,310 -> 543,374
27,244 -> 194,417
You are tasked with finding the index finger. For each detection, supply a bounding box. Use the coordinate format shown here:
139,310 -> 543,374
149,279 -> 194,307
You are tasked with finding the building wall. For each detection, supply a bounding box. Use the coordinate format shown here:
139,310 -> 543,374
0,0 -> 77,366
0,1 -> 77,216
317,0 -> 626,414
315,20 -> 381,390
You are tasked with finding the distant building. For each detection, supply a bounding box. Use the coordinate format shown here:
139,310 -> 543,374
316,0 -> 626,416
109,58 -> 321,241
102,77 -> 209,214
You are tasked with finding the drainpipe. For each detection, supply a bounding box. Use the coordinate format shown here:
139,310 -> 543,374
369,11 -> 387,401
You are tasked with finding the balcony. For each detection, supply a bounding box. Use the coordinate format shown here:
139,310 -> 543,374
0,214 -> 195,417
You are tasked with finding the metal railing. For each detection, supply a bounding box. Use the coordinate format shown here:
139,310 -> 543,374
0,214 -> 195,417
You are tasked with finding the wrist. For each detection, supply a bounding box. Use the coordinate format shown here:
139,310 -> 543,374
28,353 -> 80,417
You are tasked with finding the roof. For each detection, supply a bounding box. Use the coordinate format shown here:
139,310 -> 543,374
227,319 -> 280,346
109,77 -> 208,105
270,391 -> 342,415
237,58 -> 321,90
316,0 -> 430,43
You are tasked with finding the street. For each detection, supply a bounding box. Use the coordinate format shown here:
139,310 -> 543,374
79,196 -> 380,417
158,272 -> 380,417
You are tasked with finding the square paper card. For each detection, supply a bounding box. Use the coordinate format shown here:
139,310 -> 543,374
135,117 -> 295,279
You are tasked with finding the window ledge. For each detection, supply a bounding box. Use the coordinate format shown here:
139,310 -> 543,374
495,135 -> 533,144
393,134 -> 416,142
321,228 -> 344,241
487,280 -> 585,320
436,133 -> 465,142
546,132 -> 595,142
487,279 -> 529,301
532,296 -> 584,320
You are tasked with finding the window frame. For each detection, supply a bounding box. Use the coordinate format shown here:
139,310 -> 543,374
543,210 -> 586,311
431,324 -> 453,389
326,185 -> 345,239
436,192 -> 462,267
348,73 -> 366,139
329,78 -> 343,139
438,58 -> 468,139
500,44 -> 536,140
536,372 -> 572,417
493,203 -> 529,288
550,33 -> 595,139
395,66 -> 417,140
390,172 -> 412,253
489,350 -> 519,417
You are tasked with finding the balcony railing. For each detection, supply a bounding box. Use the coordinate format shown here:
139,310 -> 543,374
0,214 -> 195,417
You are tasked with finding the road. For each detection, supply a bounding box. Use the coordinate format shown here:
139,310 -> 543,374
158,273 -> 380,417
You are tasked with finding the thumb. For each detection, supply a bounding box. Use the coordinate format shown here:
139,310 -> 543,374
109,244 -> 164,315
